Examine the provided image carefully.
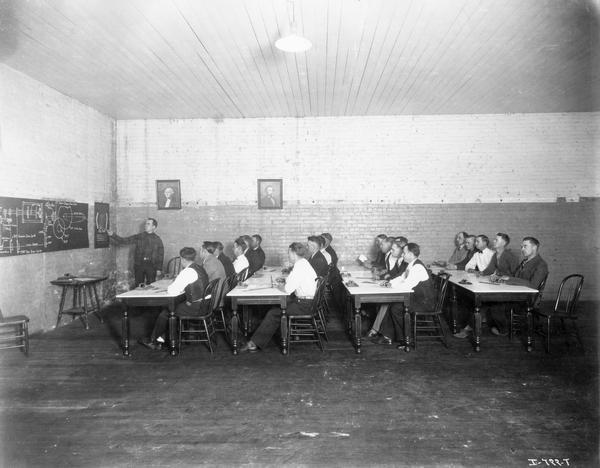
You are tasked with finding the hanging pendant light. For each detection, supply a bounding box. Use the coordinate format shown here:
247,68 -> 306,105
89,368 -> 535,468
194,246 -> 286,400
275,0 -> 312,53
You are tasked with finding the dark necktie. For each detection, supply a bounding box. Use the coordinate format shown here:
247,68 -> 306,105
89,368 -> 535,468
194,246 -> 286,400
516,259 -> 527,276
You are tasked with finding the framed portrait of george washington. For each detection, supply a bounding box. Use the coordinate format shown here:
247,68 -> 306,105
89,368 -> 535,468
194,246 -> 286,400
156,180 -> 181,210
257,179 -> 283,210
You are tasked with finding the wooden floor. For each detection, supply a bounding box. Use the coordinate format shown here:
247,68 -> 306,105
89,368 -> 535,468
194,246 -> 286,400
0,302 -> 598,467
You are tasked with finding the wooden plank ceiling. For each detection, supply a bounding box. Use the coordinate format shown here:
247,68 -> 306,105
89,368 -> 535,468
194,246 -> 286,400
0,0 -> 597,119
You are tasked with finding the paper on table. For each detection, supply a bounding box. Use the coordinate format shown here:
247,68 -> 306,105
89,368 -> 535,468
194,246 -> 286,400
358,254 -> 368,263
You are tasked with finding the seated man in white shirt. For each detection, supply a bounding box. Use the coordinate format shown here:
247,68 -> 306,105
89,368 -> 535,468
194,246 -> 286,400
140,247 -> 209,350
374,243 -> 435,347
232,237 -> 250,274
240,242 -> 318,352
464,234 -> 494,272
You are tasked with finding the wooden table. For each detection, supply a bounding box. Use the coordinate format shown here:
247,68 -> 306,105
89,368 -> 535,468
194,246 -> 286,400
226,267 -> 288,355
115,279 -> 185,357
341,266 -> 413,353
430,267 -> 539,352
50,276 -> 108,329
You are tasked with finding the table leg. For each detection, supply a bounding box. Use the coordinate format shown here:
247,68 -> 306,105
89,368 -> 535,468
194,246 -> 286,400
526,305 -> 534,352
81,286 -> 90,330
242,305 -> 249,336
122,306 -> 130,357
168,305 -> 177,356
281,305 -> 288,355
403,304 -> 411,352
451,285 -> 458,334
474,305 -> 482,352
346,296 -> 352,334
56,286 -> 67,328
92,284 -> 104,323
231,299 -> 239,355
354,305 -> 362,354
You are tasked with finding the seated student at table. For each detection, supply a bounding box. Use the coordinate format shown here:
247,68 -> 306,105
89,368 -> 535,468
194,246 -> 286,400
438,231 -> 469,266
140,247 -> 209,350
307,235 -> 329,278
214,241 -> 236,278
447,235 -> 476,270
360,234 -> 388,269
199,241 -> 226,282
367,238 -> 409,338
321,233 -> 338,266
233,238 -> 250,274
464,234 -> 494,272
485,236 -> 550,336
249,234 -> 266,272
240,242 -> 318,352
374,243 -> 435,346
319,235 -> 333,266
482,233 -> 519,277
371,236 -> 393,278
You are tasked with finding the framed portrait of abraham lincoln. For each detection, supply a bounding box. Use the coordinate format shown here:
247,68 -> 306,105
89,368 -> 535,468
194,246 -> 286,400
257,179 -> 283,210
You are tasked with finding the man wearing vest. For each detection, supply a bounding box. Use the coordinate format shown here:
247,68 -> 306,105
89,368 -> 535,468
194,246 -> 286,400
377,243 -> 435,347
140,247 -> 209,350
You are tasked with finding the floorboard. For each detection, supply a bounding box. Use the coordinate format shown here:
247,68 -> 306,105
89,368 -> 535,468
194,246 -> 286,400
0,302 -> 598,467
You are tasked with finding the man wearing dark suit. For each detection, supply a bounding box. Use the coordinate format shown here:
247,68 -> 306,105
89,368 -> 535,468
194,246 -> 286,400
482,233 -> 520,277
321,233 -> 338,266
487,236 -> 549,336
260,185 -> 279,208
214,241 -> 236,278
250,234 -> 266,271
307,235 -> 329,278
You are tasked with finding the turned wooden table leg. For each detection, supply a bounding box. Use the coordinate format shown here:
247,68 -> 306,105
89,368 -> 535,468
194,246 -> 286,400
354,304 -> 362,354
281,305 -> 288,355
231,299 -> 239,355
403,304 -> 411,352
474,305 -> 482,352
121,306 -> 130,357
168,305 -> 177,356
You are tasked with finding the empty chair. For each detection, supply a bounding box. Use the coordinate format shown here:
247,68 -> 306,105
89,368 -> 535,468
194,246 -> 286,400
177,278 -> 220,353
535,274 -> 584,353
287,277 -> 328,353
165,256 -> 183,278
412,273 -> 450,349
509,274 -> 548,341
0,307 -> 30,356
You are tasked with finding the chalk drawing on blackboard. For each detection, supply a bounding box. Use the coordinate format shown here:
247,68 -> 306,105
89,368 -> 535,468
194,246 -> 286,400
0,197 -> 89,256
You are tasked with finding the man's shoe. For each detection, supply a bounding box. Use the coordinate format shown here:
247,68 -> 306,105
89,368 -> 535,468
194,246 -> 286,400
370,336 -> 392,345
365,329 -> 378,338
138,339 -> 162,350
454,329 -> 470,339
490,326 -> 507,337
239,342 -> 258,353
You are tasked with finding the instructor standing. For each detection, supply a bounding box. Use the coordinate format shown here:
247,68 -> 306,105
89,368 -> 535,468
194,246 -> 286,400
108,218 -> 164,285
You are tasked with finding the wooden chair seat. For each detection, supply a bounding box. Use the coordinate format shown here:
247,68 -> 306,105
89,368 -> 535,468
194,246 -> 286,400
0,308 -> 30,356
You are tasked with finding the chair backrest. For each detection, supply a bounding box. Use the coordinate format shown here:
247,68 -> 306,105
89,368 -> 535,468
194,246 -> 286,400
554,274 -> 584,318
212,277 -> 228,310
531,273 -> 549,309
226,272 -> 238,291
204,278 -> 221,310
165,256 -> 183,277
237,267 -> 249,283
310,277 -> 328,316
433,273 -> 450,314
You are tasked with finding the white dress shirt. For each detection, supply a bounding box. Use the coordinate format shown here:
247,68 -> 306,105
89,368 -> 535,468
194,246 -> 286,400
465,247 -> 494,272
233,254 -> 250,274
389,259 -> 428,290
385,252 -> 399,271
167,266 -> 198,295
285,258 -> 318,298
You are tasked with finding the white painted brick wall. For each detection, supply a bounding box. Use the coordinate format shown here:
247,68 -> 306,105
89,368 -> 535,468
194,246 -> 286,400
116,113 -> 598,205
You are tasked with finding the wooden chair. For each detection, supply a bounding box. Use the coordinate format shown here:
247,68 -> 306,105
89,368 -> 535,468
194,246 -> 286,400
0,307 -> 30,356
177,278 -> 220,353
287,277 -> 327,353
165,256 -> 183,278
212,278 -> 230,339
535,274 -> 584,353
412,273 -> 450,349
509,274 -> 548,341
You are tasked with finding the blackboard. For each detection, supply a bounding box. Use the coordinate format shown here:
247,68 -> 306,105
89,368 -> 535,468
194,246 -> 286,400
94,202 -> 110,249
0,196 -> 89,256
